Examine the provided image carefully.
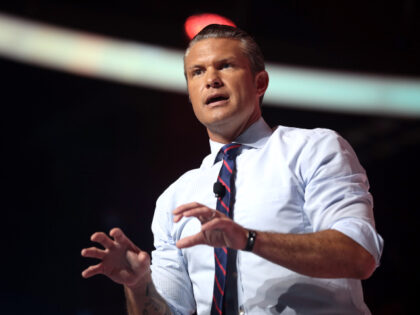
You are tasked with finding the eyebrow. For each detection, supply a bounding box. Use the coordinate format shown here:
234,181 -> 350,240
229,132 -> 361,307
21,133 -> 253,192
187,57 -> 237,71
216,57 -> 236,65
187,64 -> 204,70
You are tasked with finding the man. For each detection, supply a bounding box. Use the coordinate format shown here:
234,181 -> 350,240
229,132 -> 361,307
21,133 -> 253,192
82,25 -> 383,314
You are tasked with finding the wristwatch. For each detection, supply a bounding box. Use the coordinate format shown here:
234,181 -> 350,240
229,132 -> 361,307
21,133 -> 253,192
243,230 -> 257,251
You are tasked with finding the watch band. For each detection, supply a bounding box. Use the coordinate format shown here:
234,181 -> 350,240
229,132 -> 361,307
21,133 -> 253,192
243,230 -> 257,251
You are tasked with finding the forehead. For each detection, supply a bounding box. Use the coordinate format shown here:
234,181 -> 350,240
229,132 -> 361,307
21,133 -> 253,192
185,38 -> 247,66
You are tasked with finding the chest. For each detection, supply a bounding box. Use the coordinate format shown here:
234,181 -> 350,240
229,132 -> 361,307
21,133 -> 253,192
174,147 -> 308,241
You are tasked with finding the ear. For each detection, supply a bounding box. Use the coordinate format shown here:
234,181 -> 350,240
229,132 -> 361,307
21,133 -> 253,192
255,70 -> 269,98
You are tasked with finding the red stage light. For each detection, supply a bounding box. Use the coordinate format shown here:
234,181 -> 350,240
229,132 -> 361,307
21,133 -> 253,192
184,14 -> 236,40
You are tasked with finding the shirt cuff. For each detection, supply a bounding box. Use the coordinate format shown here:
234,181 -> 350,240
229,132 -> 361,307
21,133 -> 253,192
331,218 -> 384,266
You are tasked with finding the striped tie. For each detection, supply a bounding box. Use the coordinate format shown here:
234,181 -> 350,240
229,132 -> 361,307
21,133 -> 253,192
211,143 -> 241,315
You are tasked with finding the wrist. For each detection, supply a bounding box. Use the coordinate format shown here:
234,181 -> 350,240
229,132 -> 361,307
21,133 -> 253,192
125,270 -> 152,293
243,230 -> 257,252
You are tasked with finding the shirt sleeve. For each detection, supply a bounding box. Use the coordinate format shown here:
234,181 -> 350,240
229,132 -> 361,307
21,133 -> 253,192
300,129 -> 384,266
150,189 -> 196,315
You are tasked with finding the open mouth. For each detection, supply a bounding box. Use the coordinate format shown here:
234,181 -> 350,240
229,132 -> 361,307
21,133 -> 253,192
205,95 -> 229,105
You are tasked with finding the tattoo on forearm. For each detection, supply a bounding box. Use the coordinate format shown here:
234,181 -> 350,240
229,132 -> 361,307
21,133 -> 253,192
142,282 -> 171,315
125,282 -> 171,315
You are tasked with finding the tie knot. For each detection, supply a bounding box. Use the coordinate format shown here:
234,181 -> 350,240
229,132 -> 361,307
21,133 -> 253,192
221,143 -> 241,160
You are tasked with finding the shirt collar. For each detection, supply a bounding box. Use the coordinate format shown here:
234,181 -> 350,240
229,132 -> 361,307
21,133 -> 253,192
208,117 -> 273,164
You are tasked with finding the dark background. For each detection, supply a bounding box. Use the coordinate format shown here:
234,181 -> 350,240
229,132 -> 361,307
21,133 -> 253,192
1,1 -> 420,314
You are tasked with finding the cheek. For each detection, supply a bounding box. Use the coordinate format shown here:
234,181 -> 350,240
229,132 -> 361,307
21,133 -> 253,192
235,84 -> 251,103
243,80 -> 257,99
190,93 -> 200,107
190,100 -> 201,118
188,84 -> 200,103
233,74 -> 254,95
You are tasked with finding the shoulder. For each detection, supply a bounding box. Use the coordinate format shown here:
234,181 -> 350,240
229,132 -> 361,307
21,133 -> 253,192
156,151 -> 214,206
270,125 -> 355,156
152,167 -> 203,234
268,125 -> 362,178
152,153 -> 215,235
272,125 -> 341,144
156,168 -> 201,208
266,125 -> 349,157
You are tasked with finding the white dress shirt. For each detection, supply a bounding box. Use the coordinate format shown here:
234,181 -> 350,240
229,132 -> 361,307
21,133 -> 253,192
150,117 -> 384,314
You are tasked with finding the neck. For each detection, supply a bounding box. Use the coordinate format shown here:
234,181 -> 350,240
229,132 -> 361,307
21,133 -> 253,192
207,113 -> 261,144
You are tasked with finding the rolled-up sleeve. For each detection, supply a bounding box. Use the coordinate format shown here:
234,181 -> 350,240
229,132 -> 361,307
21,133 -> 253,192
301,129 -> 384,266
150,192 -> 196,315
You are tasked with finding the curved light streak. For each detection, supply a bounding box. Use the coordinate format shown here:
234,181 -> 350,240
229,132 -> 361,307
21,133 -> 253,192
0,12 -> 419,117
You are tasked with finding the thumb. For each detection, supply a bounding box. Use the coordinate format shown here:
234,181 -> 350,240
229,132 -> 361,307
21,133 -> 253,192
176,233 -> 206,249
126,250 -> 151,278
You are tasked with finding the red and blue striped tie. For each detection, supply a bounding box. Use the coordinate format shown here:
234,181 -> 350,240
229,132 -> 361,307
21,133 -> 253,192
211,143 -> 241,315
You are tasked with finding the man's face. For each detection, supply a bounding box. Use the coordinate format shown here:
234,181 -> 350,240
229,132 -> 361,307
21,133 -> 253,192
184,38 -> 265,140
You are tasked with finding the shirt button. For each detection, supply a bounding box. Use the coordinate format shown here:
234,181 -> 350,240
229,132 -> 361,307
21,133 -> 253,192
239,305 -> 245,315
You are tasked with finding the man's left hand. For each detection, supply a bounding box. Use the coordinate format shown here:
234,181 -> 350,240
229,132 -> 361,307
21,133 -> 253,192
173,202 -> 247,250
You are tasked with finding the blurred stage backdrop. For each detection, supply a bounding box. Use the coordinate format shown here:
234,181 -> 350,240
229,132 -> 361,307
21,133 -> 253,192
1,1 -> 419,314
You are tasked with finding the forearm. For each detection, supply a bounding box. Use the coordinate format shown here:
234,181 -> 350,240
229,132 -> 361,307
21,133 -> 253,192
173,203 -> 376,279
125,274 -> 171,315
251,229 -> 376,279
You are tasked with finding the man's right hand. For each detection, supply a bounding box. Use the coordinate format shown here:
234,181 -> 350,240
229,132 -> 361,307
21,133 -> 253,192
81,227 -> 151,289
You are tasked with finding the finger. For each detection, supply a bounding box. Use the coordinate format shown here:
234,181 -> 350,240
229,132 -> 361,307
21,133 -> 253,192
201,217 -> 231,232
81,247 -> 106,260
173,202 -> 205,215
126,250 -> 150,273
186,208 -> 219,223
201,219 -> 247,250
174,205 -> 216,222
173,202 -> 203,222
176,232 -> 206,249
109,228 -> 141,253
90,232 -> 115,249
81,263 -> 104,278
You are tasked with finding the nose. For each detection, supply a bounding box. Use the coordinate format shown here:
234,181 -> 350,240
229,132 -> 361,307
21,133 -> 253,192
206,68 -> 223,89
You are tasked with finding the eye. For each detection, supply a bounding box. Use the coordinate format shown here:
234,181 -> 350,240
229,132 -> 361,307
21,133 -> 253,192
191,68 -> 203,77
220,62 -> 232,69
